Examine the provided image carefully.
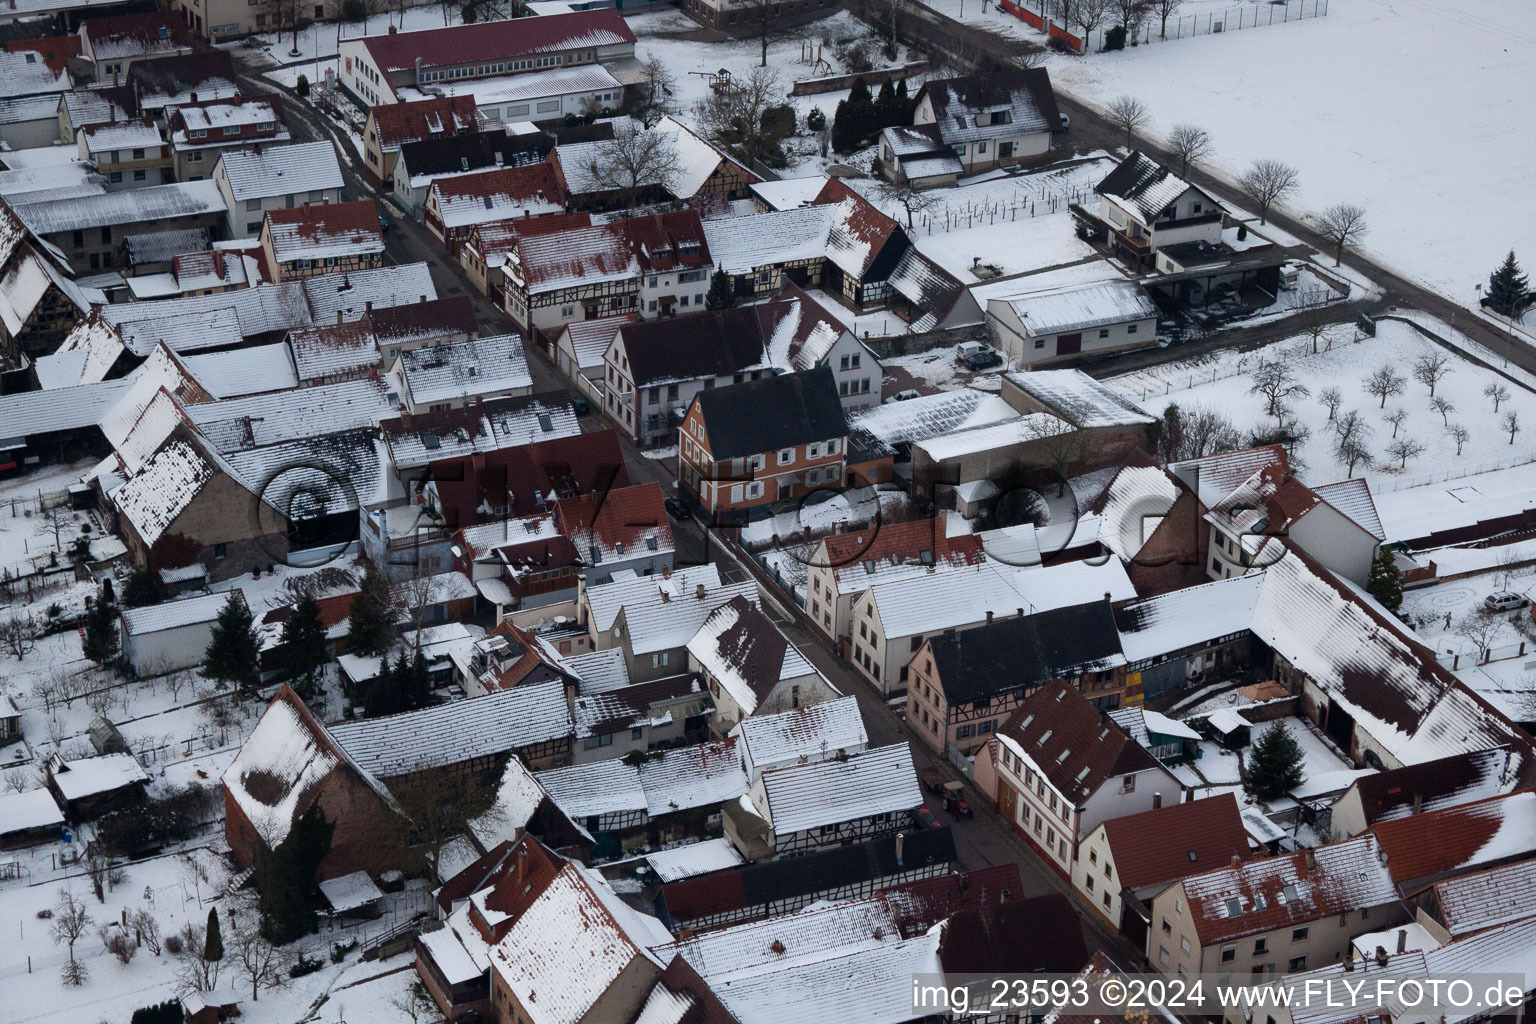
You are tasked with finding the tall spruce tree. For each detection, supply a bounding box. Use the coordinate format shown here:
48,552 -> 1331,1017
1243,722 -> 1307,801
82,585 -> 120,668
346,560 -> 394,657
122,569 -> 162,608
404,650 -> 432,710
705,267 -> 736,310
281,595 -> 328,700
1486,251 -> 1530,317
204,592 -> 260,694
257,804 -> 334,944
204,907 -> 223,964
1366,549 -> 1404,612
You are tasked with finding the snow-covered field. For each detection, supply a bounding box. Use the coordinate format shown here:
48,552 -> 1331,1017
1108,318 -> 1536,494
1042,0 -> 1535,304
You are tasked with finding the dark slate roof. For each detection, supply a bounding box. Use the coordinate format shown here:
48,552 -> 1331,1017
619,302 -> 785,388
997,680 -> 1162,803
126,51 -> 236,99
919,68 -> 1061,144
885,864 -> 1024,938
927,602 -> 1124,705
396,130 -> 553,179
693,366 -> 847,461
552,121 -> 614,145
1094,149 -> 1215,223
657,826 -> 957,924
938,892 -> 1087,975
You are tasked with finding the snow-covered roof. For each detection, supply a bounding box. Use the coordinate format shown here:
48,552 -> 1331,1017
559,312 -> 632,371
536,739 -> 747,821
1096,149 -> 1214,224
1004,368 -> 1155,428
318,870 -> 384,912
418,922 -> 485,985
180,342 -> 297,398
217,141 -> 343,201
865,563 -> 1025,639
583,564 -> 724,633
1312,478 -> 1385,541
0,789 -> 64,836
0,378 -> 132,440
488,864 -> 664,1024
399,333 -> 530,407
432,163 -> 564,230
120,590 -> 233,635
912,411 -> 1067,463
431,62 -> 619,107
1107,705 -> 1201,747
187,377 -> 392,450
304,261 -> 438,323
732,695 -> 868,776
756,743 -> 921,836
702,204 -> 835,276
686,596 -> 818,716
1115,573 -> 1265,664
287,320 -> 378,382
264,200 -> 384,265
330,680 -> 572,778
110,438 -> 218,545
992,279 -> 1158,337
11,179 -> 224,234
1431,858 -> 1536,938
0,47 -> 69,98
1091,462 -> 1183,561
514,221 -> 635,293
849,389 -> 1017,450
49,752 -> 148,802
749,175 -> 828,212
921,68 -> 1059,145
653,114 -> 750,198
624,579 -> 760,656
644,838 -> 746,884
78,117 -> 163,153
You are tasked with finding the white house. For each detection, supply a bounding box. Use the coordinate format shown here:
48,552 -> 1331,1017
213,141 -> 345,238
904,68 -> 1060,177
121,590 -> 244,676
1094,151 -> 1224,269
986,279 -> 1159,367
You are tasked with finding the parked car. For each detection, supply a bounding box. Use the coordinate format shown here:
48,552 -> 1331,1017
1484,591 -> 1530,612
569,394 -> 591,416
664,497 -> 691,522
912,806 -> 942,829
1057,112 -> 1071,132
962,349 -> 1004,371
884,389 -> 921,404
955,341 -> 987,363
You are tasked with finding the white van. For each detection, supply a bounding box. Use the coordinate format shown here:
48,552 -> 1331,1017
955,341 -> 987,364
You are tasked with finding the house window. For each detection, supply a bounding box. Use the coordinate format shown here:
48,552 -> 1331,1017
1181,937 -> 1192,953
977,141 -> 988,154
1221,947 -> 1236,963
212,543 -> 227,559
1085,874 -> 1093,891
1292,927 -> 1308,942
246,199 -> 262,212
1254,938 -> 1268,955
1099,328 -> 1110,338
1288,956 -> 1306,972
777,448 -> 794,465
1122,774 -> 1136,793
1034,338 -> 1045,349
1128,324 -> 1139,334
133,169 -> 146,181
562,305 -> 575,317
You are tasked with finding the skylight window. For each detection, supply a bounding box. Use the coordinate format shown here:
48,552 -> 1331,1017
1225,898 -> 1242,917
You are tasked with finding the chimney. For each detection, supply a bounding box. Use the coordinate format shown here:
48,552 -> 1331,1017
660,588 -> 670,603
985,610 -> 994,623
190,91 -> 198,104
1104,591 -> 1112,603
1230,854 -> 1241,868
336,310 -> 343,325
1153,791 -> 1162,809
1396,929 -> 1407,954
1304,848 -> 1316,871
999,888 -> 1009,905
419,294 -> 427,303
365,300 -> 374,313
389,23 -> 398,33
1411,792 -> 1423,815
1343,957 -> 1354,972
471,453 -> 486,471
515,844 -> 528,882
895,832 -> 905,867
1374,947 -> 1388,968
695,584 -> 706,600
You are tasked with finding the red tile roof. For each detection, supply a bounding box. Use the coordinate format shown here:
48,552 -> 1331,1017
470,211 -> 593,258
427,429 -> 628,530
813,177 -> 903,278
1097,793 -> 1250,891
264,200 -> 384,264
886,864 -> 1025,937
368,295 -> 478,343
369,95 -> 479,150
997,680 -> 1163,805
623,210 -> 711,274
1365,790 -> 1536,890
824,516 -> 985,586
4,34 -> 81,74
360,9 -> 634,74
554,481 -> 672,562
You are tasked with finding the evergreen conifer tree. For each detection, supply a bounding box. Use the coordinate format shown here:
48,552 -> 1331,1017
1243,722 -> 1307,801
346,560 -> 394,657
204,592 -> 260,694
204,907 -> 223,964
122,569 -> 162,608
705,267 -> 736,310
1366,549 -> 1405,612
281,595 -> 328,700
82,585 -> 120,668
1486,251 -> 1530,317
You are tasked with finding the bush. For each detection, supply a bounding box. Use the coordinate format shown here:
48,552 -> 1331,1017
131,1002 -> 182,1024
1237,224 -> 1248,241
163,933 -> 183,955
461,2 -> 476,21
340,0 -> 366,20
296,74 -> 310,98
1103,25 -> 1126,50
289,952 -> 324,977
806,106 -> 826,132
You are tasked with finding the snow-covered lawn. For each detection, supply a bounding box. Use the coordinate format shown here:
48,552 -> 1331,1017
1042,0 -> 1535,304
1107,318 -> 1536,495
236,3 -> 464,66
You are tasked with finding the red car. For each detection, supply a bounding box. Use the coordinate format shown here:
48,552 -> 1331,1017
913,806 -> 943,829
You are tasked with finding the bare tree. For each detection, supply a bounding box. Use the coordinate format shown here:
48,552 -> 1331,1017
1454,609 -> 1507,658
174,921 -> 220,992
281,566 -> 356,603
1074,0 -> 1113,39
1105,95 -> 1150,150
1248,361 -> 1309,421
1168,406 -> 1243,461
1363,366 -> 1406,408
386,768 -> 504,880
1237,159 -> 1299,225
3,766 -> 34,793
693,67 -> 785,171
1166,122 -> 1210,178
391,979 -> 440,1024
50,889 -> 93,984
1026,417 -> 1081,497
1110,0 -> 1145,31
1318,386 -> 1343,422
1407,352 -> 1451,397
1485,382 -> 1512,412
1446,423 -> 1470,455
229,919 -> 288,1001
1151,0 -> 1180,37
1384,437 -> 1425,469
1316,203 -> 1369,266
1503,411 -> 1521,445
1430,396 -> 1454,426
630,53 -> 677,128
1336,434 -> 1372,476
0,615 -> 35,660
1384,408 -> 1408,439
99,922 -> 137,964
128,907 -> 162,956
582,122 -> 680,208
872,179 -> 941,229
